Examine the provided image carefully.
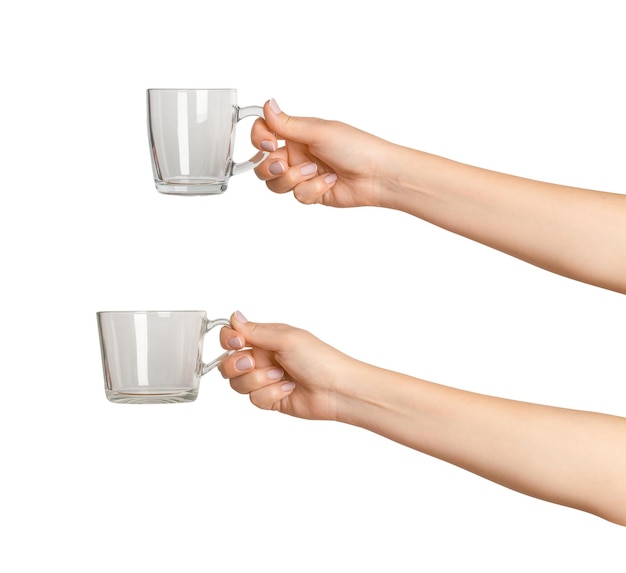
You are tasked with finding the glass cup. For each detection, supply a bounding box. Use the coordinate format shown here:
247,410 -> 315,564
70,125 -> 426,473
97,311 -> 231,404
147,88 -> 268,195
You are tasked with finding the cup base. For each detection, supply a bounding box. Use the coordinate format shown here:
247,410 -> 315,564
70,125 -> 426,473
155,181 -> 228,195
105,389 -> 199,404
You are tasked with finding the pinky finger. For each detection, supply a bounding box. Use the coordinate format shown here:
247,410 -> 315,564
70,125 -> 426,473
249,381 -> 296,410
293,173 -> 338,205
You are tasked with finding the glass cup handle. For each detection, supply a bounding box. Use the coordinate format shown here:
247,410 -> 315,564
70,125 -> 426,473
231,105 -> 269,176
201,318 -> 234,375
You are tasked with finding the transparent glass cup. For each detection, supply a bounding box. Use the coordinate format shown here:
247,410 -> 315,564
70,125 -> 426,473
147,88 -> 268,195
97,311 -> 231,404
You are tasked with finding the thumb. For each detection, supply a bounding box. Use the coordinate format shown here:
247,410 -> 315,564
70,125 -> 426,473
263,98 -> 325,145
230,310 -> 296,352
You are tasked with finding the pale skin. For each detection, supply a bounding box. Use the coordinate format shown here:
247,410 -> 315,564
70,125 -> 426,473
218,99 -> 626,525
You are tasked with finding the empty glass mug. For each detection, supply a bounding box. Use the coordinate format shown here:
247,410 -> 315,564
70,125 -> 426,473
147,88 -> 267,195
97,311 -> 231,404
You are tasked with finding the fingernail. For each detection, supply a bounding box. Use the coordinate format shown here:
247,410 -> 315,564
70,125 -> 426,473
260,140 -> 275,152
235,356 -> 253,371
325,173 -> 338,185
269,98 -> 281,115
228,336 -> 244,349
281,381 -> 296,393
269,161 -> 285,175
300,163 -> 318,176
234,311 -> 248,324
268,367 -> 284,380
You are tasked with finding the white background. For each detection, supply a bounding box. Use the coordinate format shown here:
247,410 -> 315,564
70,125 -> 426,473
1,0 -> 625,570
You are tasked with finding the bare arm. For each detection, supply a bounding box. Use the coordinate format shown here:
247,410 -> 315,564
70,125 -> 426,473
386,147 -> 626,294
339,361 -> 626,526
219,316 -> 626,526
252,101 -> 626,294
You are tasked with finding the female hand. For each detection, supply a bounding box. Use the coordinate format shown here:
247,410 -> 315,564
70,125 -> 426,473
218,312 -> 626,525
251,99 -> 399,208
219,311 -> 364,421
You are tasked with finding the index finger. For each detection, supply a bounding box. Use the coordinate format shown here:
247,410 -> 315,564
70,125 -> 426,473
251,116 -> 280,152
220,326 -> 246,350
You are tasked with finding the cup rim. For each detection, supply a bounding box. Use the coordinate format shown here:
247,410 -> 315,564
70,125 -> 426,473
96,310 -> 206,316
147,88 -> 236,92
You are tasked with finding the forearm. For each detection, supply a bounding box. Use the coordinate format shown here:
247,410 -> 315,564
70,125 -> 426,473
337,363 -> 626,525
382,146 -> 626,294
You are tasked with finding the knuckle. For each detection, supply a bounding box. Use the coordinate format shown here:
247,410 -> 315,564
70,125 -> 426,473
293,183 -> 323,205
249,392 -> 272,411
278,324 -> 306,348
229,379 -> 245,394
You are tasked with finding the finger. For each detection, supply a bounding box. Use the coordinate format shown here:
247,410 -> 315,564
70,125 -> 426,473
230,311 -> 303,351
218,350 -> 255,379
253,147 -> 290,181
261,99 -> 326,146
220,326 -> 246,350
251,117 -> 280,153
265,161 -> 320,195
228,365 -> 286,395
293,173 -> 339,205
249,380 -> 296,411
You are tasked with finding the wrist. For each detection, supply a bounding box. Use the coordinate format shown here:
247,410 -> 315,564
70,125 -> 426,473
331,360 -> 416,431
374,144 -> 435,213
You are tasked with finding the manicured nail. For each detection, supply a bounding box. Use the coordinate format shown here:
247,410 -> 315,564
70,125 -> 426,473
269,161 -> 285,175
281,381 -> 296,393
235,356 -> 253,371
228,336 -> 244,349
325,173 -> 338,185
300,163 -> 318,176
269,98 -> 281,115
268,367 -> 284,380
234,311 -> 248,324
260,140 -> 275,152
